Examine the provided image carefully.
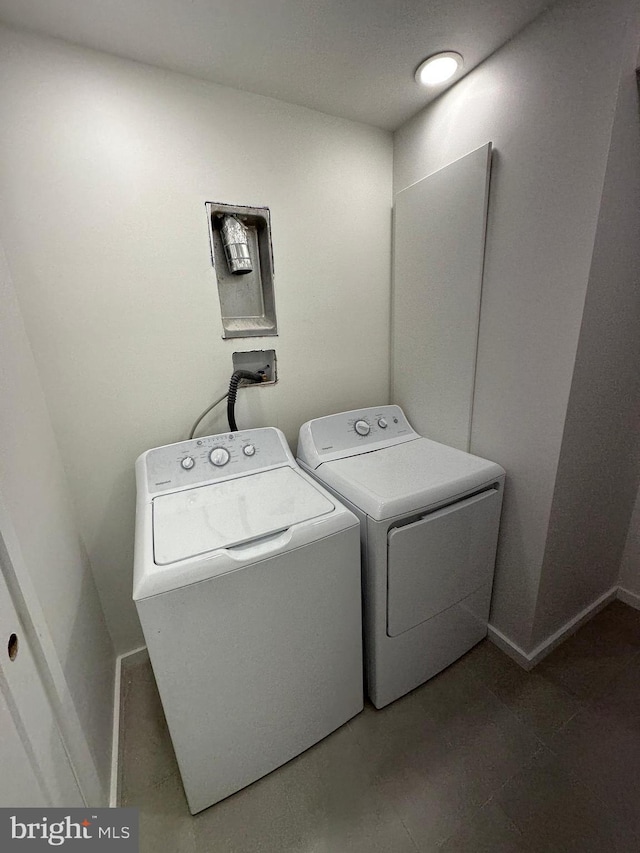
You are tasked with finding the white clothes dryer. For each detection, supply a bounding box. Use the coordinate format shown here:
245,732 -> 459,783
133,427 -> 363,813
297,405 -> 505,709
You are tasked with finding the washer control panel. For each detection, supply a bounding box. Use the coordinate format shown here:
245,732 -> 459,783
142,427 -> 292,494
297,405 -> 419,470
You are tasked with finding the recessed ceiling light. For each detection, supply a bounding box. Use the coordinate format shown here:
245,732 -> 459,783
415,52 -> 463,87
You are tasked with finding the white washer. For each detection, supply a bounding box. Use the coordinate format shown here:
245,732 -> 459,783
133,427 -> 363,814
297,405 -> 505,709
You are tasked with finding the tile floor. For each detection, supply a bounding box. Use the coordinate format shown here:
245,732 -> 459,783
119,601 -> 640,852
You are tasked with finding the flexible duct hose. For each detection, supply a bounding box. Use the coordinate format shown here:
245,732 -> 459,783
227,370 -> 263,431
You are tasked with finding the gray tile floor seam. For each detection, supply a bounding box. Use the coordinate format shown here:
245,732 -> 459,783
537,623 -> 640,751
121,765 -> 180,808
396,818 -> 423,853
546,743 -> 640,843
543,707 -> 640,844
437,792 -> 528,852
355,700 -> 543,849
432,742 -> 551,850
473,678 -> 549,747
494,747 -> 640,853
486,678 -> 585,751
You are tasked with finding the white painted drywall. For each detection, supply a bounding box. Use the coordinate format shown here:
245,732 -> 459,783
393,0 -> 635,651
0,242 -> 115,800
533,18 -> 640,644
0,26 -> 393,653
391,143 -> 492,451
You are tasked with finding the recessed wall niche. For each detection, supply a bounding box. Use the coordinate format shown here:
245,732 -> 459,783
206,202 -> 278,339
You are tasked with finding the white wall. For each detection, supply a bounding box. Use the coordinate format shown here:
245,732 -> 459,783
0,26 -> 393,653
612,37 -> 640,613
0,242 -> 114,801
533,18 -> 640,643
393,0 -> 636,652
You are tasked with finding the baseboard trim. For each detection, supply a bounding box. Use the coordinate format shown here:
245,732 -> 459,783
486,625 -> 535,670
109,645 -> 147,808
488,585 -> 618,670
617,586 -> 640,611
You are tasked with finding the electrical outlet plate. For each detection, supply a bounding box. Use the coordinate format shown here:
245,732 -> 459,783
232,350 -> 277,385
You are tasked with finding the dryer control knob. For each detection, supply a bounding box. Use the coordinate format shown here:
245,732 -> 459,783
209,447 -> 230,467
354,419 -> 370,436
377,418 -> 388,429
181,456 -> 195,470
242,444 -> 256,457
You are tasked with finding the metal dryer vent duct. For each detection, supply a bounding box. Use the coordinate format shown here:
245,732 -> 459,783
220,215 -> 253,275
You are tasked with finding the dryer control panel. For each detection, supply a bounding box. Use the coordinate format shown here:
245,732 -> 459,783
139,427 -> 293,494
297,405 -> 419,469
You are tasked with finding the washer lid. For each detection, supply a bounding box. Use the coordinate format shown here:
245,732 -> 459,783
315,437 -> 505,521
152,466 -> 334,565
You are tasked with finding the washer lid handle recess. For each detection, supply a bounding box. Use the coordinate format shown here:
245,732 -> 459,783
152,466 -> 334,565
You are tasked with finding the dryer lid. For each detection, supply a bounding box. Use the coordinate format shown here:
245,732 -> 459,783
315,437 -> 505,521
152,466 -> 334,565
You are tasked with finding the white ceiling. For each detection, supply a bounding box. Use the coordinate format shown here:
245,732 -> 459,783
0,0 -> 553,130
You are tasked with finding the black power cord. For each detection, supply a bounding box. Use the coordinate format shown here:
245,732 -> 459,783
227,370 -> 264,431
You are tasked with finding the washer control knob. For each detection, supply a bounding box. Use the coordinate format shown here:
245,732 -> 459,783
354,419 -> 370,436
181,456 -> 195,470
377,418 -> 388,429
209,447 -> 230,467
243,444 -> 256,457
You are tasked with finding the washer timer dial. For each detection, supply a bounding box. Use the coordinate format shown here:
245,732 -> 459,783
209,447 -> 230,467
354,420 -> 371,436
